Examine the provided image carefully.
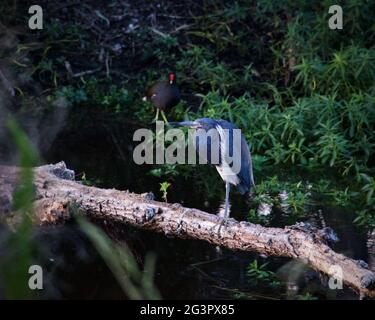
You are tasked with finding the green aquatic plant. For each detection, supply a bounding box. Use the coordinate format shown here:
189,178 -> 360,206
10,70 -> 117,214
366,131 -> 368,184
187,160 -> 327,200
78,216 -> 161,300
1,119 -> 161,299
160,181 -> 171,203
247,260 -> 282,289
0,119 -> 39,299
360,174 -> 375,206
4,0 -> 375,230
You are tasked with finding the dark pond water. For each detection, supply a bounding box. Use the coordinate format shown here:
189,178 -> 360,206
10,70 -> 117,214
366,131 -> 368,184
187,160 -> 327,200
40,120 -> 368,300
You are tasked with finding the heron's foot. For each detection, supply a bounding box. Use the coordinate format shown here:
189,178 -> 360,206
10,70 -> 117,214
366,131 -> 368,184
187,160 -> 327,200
218,218 -> 228,236
210,218 -> 228,238
176,209 -> 188,234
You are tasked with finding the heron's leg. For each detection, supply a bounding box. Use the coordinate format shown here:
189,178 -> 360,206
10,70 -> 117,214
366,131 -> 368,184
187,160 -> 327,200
160,110 -> 169,124
217,182 -> 230,236
224,181 -> 230,219
176,208 -> 189,234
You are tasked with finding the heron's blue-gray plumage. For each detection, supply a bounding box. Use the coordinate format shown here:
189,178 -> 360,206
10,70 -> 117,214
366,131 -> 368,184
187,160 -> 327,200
188,118 -> 255,195
170,118 -> 255,223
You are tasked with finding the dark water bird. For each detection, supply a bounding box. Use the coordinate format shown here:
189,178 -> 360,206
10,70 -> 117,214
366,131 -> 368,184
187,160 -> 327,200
171,118 -> 255,229
142,72 -> 181,123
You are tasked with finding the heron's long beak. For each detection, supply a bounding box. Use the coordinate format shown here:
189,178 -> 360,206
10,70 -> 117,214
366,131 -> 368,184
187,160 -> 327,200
169,121 -> 199,128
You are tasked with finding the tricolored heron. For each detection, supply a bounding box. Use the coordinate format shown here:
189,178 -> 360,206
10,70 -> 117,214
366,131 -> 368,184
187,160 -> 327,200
172,118 -> 255,228
142,72 -> 181,123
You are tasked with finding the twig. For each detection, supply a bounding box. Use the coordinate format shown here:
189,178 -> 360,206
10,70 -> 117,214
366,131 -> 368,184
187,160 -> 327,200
64,61 -> 74,76
157,14 -> 190,20
73,67 -> 101,78
0,68 -> 15,96
105,51 -> 110,78
171,24 -> 195,34
105,127 -> 127,162
151,28 -> 169,39
190,257 -> 226,267
212,286 -> 281,300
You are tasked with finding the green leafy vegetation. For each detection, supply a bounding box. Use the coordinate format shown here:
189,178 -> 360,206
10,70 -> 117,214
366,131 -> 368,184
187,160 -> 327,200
0,119 -> 38,299
159,181 -> 171,203
247,260 -> 282,289
78,216 -> 161,300
4,0 -> 373,228
153,1 -> 375,229
1,0 -> 374,299
0,120 -> 160,299
230,259 -> 319,300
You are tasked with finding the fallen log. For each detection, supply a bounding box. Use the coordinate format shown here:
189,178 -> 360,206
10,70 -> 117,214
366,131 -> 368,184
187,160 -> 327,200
0,161 -> 374,298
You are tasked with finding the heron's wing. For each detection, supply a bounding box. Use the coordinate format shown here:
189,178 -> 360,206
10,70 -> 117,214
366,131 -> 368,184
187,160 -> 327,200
215,124 -> 241,186
238,135 -> 255,193
193,126 -> 221,165
216,121 -> 254,194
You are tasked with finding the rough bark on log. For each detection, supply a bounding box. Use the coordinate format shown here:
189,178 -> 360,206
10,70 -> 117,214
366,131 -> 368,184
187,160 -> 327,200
368,230 -> 375,273
0,161 -> 374,298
